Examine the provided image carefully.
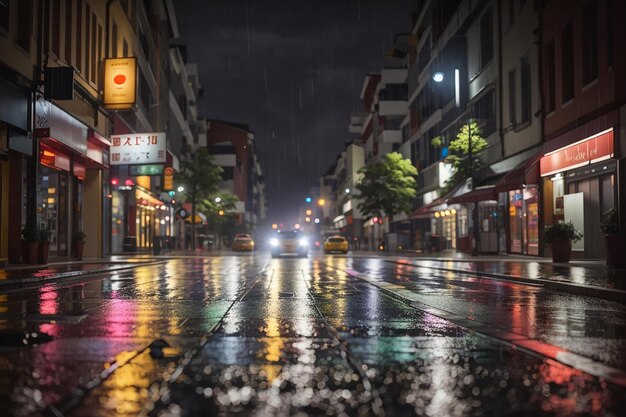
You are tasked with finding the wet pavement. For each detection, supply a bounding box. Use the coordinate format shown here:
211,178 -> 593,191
0,254 -> 624,416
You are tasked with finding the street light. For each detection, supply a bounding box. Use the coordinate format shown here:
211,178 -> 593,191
433,67 -> 478,255
345,188 -> 350,194
215,197 -> 221,203
318,198 -> 325,206
177,186 -> 185,192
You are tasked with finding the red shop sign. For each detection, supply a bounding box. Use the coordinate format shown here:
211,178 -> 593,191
540,129 -> 614,176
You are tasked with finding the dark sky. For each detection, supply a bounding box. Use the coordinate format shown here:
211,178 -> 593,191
175,0 -> 417,223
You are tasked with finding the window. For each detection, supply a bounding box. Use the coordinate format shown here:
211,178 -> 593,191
582,0 -> 598,84
16,0 -> 32,51
520,56 -> 531,123
561,21 -> 574,102
75,0 -> 82,72
51,0 -> 60,56
480,9 -> 493,69
65,0 -> 73,64
545,39 -> 555,112
0,0 -> 9,32
222,167 -> 234,181
111,22 -> 118,58
508,70 -> 516,126
90,13 -> 96,83
84,4 -> 90,78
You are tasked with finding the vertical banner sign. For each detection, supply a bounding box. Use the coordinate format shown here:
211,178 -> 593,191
110,132 -> 167,165
163,166 -> 174,191
103,57 -> 137,109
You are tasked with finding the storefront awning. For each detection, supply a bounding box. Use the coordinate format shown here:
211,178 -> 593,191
409,197 -> 446,219
183,203 -> 207,224
495,155 -> 540,193
446,185 -> 497,204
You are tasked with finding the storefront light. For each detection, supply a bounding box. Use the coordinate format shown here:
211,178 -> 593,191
444,210 -> 450,216
165,216 -> 170,221
160,205 -> 167,211
434,212 -> 440,218
47,197 -> 55,204
136,219 -> 140,224
160,220 -> 166,225
47,187 -> 56,194
451,209 -> 457,215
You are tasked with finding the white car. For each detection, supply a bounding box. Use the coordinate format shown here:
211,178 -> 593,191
270,230 -> 308,258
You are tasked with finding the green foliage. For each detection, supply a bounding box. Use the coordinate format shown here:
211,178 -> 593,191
431,136 -> 443,148
199,193 -> 239,226
445,121 -> 488,189
177,148 -> 224,248
543,221 -> 583,243
21,223 -> 38,242
356,152 -> 417,220
600,208 -> 618,235
39,229 -> 52,243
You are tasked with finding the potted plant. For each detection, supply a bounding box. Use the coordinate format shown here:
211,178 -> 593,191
21,223 -> 39,264
73,230 -> 86,260
37,229 -> 52,264
600,208 -> 623,268
544,221 -> 583,263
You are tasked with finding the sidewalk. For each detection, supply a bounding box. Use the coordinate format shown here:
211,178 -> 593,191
0,256 -> 164,287
354,250 -> 626,301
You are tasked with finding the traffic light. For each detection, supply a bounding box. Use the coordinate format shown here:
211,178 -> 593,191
168,190 -> 175,197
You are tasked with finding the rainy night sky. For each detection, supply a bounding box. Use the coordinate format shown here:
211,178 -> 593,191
176,0 -> 417,222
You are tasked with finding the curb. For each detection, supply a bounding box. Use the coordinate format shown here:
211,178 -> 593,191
0,260 -> 166,288
388,259 -> 626,303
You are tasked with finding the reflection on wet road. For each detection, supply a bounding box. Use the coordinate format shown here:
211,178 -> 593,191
0,254 -> 624,416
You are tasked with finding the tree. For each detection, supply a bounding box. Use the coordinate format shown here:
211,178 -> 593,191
356,152 -> 417,221
445,120 -> 488,189
177,148 -> 223,249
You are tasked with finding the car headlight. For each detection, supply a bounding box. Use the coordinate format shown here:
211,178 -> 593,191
270,238 -> 279,247
298,238 -> 308,247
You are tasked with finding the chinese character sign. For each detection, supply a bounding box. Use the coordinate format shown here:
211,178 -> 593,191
104,58 -> 137,109
110,132 -> 167,165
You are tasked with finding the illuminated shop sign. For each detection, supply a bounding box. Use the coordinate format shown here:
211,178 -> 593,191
103,57 -> 137,109
540,129 -> 614,176
110,132 -> 166,165
129,164 -> 165,176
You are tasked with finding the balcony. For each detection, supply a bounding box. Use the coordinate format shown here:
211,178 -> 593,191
378,100 -> 408,116
214,154 -> 236,167
419,161 -> 453,193
381,129 -> 402,143
349,112 -> 366,134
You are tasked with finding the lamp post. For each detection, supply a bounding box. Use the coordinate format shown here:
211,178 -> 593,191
433,68 -> 479,255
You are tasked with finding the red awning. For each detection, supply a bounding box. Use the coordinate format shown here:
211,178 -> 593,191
446,186 -> 497,204
409,197 -> 445,219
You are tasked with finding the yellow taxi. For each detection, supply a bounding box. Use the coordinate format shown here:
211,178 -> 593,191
323,235 -> 349,254
232,233 -> 255,251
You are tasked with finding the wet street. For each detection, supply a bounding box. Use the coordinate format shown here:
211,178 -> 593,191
1,254 -> 625,417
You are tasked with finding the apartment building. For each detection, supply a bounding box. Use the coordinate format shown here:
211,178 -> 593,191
0,0 -> 203,262
206,119 -> 266,233
538,0 -> 626,259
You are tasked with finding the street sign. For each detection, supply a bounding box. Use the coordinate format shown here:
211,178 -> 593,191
129,164 -> 164,176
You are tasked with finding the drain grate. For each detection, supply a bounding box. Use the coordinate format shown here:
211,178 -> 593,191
278,291 -> 295,298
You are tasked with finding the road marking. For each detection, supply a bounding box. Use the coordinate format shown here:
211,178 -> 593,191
334,266 -> 626,389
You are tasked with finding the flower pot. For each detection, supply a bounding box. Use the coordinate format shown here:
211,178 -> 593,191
37,241 -> 50,264
74,241 -> 85,260
550,238 -> 571,263
604,234 -> 625,268
21,240 -> 39,264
